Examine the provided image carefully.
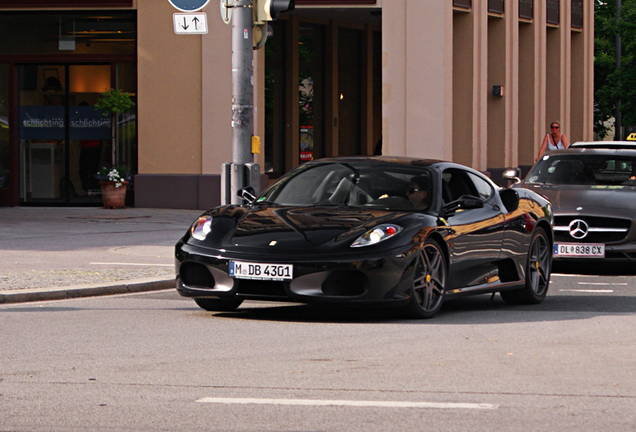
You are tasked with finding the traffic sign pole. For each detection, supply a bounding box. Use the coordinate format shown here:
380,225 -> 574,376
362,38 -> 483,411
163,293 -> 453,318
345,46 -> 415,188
227,0 -> 255,204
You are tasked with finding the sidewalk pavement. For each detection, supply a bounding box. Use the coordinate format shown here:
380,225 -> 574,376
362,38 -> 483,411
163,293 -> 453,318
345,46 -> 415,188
0,206 -> 204,304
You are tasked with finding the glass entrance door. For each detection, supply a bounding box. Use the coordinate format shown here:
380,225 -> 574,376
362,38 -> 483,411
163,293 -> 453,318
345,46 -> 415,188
18,64 -> 111,204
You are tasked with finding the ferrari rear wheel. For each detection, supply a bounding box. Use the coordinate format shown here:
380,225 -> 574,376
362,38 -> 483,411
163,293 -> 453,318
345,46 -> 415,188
194,297 -> 243,312
404,239 -> 447,319
501,226 -> 551,305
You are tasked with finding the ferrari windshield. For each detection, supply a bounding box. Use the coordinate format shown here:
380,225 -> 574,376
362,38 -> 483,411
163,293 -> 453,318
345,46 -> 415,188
258,162 -> 435,211
527,154 -> 636,186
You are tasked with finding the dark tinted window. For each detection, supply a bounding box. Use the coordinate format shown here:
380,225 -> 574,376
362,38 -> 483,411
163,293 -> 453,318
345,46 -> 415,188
260,162 -> 435,211
527,154 -> 636,186
0,11 -> 136,55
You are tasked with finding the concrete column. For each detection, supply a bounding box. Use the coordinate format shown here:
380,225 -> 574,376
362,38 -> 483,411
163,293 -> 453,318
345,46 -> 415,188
452,8 -> 474,168
534,3 -> 547,159
473,0 -> 488,171
382,0 -> 406,156
382,0 -> 452,160
583,0 -> 594,140
505,0 -> 519,168
560,0 -> 572,141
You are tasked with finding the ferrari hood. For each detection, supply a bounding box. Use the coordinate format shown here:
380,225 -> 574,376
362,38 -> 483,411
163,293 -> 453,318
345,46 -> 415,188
524,184 -> 636,216
229,206 -> 400,249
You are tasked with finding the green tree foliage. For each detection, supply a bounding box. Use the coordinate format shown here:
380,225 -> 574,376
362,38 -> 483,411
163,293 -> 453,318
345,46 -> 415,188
595,0 -> 636,137
95,89 -> 135,116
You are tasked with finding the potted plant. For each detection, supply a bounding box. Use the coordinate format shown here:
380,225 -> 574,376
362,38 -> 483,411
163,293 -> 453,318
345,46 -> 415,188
95,166 -> 131,209
95,88 -> 135,167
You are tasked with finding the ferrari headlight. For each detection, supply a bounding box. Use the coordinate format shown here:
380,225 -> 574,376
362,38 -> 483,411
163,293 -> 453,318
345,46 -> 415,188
190,216 -> 212,241
351,224 -> 402,248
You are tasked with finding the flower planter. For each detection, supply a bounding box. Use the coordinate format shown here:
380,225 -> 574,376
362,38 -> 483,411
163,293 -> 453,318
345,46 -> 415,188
100,181 -> 128,209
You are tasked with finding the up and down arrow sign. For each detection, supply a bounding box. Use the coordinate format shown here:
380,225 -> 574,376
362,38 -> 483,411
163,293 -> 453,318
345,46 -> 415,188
173,12 -> 208,34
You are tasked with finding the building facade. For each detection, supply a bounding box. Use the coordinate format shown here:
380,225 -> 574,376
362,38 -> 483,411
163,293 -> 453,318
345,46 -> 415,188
0,0 -> 593,208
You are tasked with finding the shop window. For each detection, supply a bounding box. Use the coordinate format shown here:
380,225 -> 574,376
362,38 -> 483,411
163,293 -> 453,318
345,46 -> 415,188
16,62 -> 135,204
115,63 -> 137,173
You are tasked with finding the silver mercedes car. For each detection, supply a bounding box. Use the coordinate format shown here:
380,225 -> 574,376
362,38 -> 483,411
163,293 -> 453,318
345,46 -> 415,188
506,142 -> 636,261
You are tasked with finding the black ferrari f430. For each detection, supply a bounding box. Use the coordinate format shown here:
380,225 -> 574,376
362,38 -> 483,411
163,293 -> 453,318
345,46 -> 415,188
175,157 -> 554,318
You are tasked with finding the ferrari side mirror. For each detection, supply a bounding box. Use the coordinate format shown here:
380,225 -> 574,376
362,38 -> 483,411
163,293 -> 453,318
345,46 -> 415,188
238,186 -> 257,204
502,168 -> 521,185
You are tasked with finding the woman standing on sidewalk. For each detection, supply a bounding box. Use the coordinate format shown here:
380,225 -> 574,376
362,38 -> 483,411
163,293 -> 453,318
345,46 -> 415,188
536,121 -> 569,161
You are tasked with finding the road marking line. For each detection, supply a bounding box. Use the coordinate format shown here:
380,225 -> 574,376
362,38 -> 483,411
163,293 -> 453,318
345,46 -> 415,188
195,397 -> 498,410
577,282 -> 627,286
90,262 -> 173,267
560,289 -> 614,293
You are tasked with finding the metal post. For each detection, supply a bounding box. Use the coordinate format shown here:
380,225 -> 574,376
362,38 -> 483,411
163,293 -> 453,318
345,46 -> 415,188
228,0 -> 254,204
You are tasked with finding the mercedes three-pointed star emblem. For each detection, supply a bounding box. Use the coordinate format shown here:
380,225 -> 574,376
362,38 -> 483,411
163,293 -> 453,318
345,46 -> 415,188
569,219 -> 589,239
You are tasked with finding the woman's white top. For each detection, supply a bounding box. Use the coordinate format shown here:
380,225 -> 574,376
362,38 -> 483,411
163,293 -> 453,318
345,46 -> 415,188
546,133 -> 565,151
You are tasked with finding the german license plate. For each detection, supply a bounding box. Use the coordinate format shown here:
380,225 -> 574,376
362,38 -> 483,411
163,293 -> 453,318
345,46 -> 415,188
554,243 -> 605,258
229,261 -> 293,281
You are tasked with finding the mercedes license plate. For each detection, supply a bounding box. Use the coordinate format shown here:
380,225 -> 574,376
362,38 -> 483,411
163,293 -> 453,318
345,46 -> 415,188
554,243 -> 605,258
229,261 -> 293,281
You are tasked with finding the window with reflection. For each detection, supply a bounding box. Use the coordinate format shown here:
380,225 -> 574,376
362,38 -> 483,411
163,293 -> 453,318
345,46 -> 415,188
571,0 -> 583,29
299,24 -> 325,164
453,0 -> 471,9
488,0 -> 504,14
265,20 -> 288,178
0,11 -> 136,55
519,0 -> 533,20
547,0 -> 560,25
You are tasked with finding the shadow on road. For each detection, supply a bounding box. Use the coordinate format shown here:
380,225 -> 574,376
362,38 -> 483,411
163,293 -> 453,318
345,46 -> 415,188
554,260 -> 636,276
207,292 -> 636,325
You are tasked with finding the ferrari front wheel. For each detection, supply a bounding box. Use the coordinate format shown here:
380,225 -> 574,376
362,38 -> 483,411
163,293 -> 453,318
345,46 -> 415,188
404,239 -> 447,319
194,297 -> 243,312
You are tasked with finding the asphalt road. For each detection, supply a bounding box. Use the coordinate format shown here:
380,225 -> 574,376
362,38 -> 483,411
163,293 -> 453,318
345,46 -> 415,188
1,266 -> 636,431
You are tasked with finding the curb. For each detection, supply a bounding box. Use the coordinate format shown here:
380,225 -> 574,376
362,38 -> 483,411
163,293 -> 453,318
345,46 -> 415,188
0,279 -> 175,304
